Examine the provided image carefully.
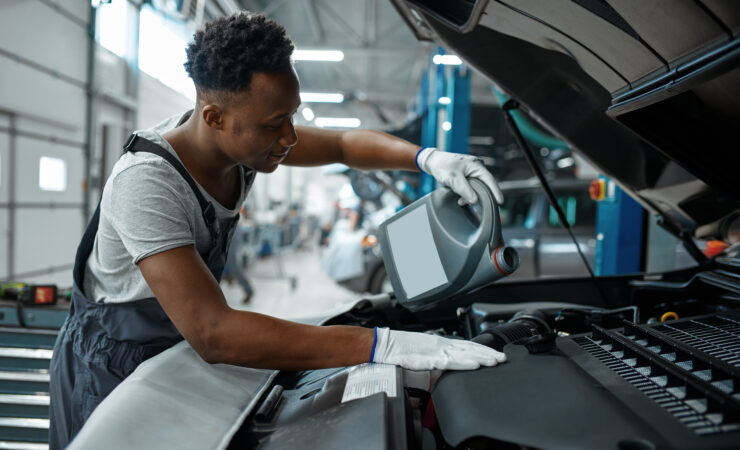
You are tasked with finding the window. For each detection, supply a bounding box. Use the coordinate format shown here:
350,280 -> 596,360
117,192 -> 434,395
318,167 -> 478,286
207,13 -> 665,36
547,189 -> 596,228
95,1 -> 196,100
499,191 -> 536,229
138,4 -> 196,100
96,0 -> 131,58
39,157 -> 67,192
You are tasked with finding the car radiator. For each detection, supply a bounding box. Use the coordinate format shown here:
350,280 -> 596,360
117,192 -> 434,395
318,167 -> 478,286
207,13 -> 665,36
575,313 -> 740,436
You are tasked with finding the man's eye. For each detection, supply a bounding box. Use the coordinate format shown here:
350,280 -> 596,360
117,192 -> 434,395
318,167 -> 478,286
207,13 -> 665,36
266,115 -> 295,130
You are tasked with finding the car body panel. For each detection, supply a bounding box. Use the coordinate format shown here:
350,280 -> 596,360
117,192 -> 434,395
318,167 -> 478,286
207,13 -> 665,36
68,341 -> 278,450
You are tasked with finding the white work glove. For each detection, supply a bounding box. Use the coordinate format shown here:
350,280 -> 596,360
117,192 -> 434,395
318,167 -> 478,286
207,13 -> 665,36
371,327 -> 507,371
416,147 -> 504,205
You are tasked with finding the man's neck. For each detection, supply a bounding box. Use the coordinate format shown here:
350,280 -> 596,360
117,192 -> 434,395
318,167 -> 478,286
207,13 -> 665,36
161,114 -> 241,208
163,114 -> 237,186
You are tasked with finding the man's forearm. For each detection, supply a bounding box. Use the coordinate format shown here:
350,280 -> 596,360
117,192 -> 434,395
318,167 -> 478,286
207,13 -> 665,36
206,309 -> 374,370
338,129 -> 421,171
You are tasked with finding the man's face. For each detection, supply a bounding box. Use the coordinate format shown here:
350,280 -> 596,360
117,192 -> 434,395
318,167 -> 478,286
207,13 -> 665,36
214,69 -> 301,173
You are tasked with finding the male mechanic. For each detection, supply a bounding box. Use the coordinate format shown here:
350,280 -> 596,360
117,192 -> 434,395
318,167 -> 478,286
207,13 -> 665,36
49,12 -> 506,448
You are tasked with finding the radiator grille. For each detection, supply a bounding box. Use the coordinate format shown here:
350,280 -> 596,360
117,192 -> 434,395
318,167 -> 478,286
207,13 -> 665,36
652,316 -> 740,367
574,314 -> 740,437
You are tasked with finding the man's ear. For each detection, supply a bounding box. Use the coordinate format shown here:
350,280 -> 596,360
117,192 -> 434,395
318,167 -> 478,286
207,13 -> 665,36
202,104 -> 224,130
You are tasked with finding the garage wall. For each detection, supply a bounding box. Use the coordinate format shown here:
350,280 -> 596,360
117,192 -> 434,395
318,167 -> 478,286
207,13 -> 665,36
0,0 -> 193,288
0,0 -> 91,287
1,0 -> 324,287
137,72 -> 194,130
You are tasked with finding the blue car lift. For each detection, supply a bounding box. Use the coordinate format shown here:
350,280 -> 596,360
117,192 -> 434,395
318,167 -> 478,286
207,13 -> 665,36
593,177 -> 644,275
415,47 -> 472,197
494,87 -> 644,276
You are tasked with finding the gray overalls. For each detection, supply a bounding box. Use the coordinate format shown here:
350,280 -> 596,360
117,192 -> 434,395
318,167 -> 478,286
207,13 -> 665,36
49,134 -> 255,449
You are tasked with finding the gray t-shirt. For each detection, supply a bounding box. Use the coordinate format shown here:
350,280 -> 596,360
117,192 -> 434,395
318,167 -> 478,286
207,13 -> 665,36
84,111 -> 252,303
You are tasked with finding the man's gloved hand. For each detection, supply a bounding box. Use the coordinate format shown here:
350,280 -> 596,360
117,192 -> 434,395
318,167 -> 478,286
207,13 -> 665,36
416,147 -> 504,205
371,327 -> 507,371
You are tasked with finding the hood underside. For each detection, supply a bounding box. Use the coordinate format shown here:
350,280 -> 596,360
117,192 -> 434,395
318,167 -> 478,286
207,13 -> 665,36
392,0 -> 740,240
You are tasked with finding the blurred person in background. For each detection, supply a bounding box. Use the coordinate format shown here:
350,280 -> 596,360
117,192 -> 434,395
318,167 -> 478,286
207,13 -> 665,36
322,184 -> 365,282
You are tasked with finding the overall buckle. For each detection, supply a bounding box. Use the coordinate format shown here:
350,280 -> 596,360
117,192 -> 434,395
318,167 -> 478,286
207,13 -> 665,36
123,134 -> 137,152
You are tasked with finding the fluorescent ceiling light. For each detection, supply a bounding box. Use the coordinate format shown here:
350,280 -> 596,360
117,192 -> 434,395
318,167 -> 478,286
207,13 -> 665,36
293,50 -> 344,62
433,54 -> 463,65
315,117 -> 361,128
300,92 -> 344,103
442,121 -> 452,131
438,96 -> 451,105
301,107 -> 315,121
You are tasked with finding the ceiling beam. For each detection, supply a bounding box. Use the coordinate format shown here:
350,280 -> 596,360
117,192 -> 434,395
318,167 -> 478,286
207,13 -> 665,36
364,0 -> 378,46
377,16 -> 406,45
260,0 -> 291,17
204,0 -> 226,19
315,0 -> 364,46
364,0 -> 378,92
238,0 -> 261,11
303,0 -> 324,44
215,0 -> 241,14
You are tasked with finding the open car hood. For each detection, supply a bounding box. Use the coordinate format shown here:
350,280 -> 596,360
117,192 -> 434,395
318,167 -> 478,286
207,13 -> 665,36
391,0 -> 740,241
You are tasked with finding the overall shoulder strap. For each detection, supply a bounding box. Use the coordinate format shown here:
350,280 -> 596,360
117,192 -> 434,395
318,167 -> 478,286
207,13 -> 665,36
123,134 -> 218,234
73,203 -> 101,287
242,166 -> 256,192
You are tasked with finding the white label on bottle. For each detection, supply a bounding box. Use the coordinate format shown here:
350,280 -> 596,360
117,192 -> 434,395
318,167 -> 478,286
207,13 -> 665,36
386,204 -> 448,299
341,363 -> 397,403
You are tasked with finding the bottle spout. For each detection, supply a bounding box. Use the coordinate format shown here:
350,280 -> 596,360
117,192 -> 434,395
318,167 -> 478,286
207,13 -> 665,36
492,246 -> 520,276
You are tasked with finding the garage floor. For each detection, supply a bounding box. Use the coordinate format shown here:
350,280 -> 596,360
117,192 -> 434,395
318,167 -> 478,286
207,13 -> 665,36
220,245 -> 362,320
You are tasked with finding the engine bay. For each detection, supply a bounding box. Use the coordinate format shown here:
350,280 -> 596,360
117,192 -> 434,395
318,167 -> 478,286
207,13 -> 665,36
230,256 -> 740,449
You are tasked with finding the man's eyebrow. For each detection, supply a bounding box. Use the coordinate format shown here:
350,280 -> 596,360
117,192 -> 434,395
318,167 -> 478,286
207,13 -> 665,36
267,112 -> 291,121
266,104 -> 301,121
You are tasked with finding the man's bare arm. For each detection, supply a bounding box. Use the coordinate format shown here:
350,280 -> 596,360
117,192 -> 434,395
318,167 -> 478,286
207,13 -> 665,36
138,245 -> 373,369
282,125 -> 421,171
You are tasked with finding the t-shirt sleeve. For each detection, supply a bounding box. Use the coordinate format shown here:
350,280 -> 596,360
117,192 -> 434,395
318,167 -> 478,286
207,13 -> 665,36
108,161 -> 196,264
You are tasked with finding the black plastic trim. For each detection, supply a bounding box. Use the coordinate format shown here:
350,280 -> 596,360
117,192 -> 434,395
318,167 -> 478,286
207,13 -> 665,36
591,323 -> 740,425
406,0 -> 490,33
609,38 -> 740,114
496,0 -> 630,86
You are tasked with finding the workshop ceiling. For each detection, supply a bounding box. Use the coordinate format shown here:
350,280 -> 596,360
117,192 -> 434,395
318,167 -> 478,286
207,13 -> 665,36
203,0 -> 432,131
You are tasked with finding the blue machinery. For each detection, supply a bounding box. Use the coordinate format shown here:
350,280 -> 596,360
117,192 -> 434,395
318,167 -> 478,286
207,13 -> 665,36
413,48 -> 642,276
416,47 -> 472,196
593,177 -> 644,275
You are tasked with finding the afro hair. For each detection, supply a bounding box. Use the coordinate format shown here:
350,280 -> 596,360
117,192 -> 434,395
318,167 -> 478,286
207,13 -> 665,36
184,12 -> 294,94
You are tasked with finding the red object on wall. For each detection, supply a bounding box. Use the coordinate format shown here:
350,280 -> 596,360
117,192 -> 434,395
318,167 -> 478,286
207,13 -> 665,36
589,179 -> 606,201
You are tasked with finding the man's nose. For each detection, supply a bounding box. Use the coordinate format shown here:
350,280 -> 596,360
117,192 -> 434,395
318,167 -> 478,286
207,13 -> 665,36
279,119 -> 298,148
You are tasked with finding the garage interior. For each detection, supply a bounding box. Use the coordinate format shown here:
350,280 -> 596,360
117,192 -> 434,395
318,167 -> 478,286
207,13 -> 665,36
1,0 -> 739,449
